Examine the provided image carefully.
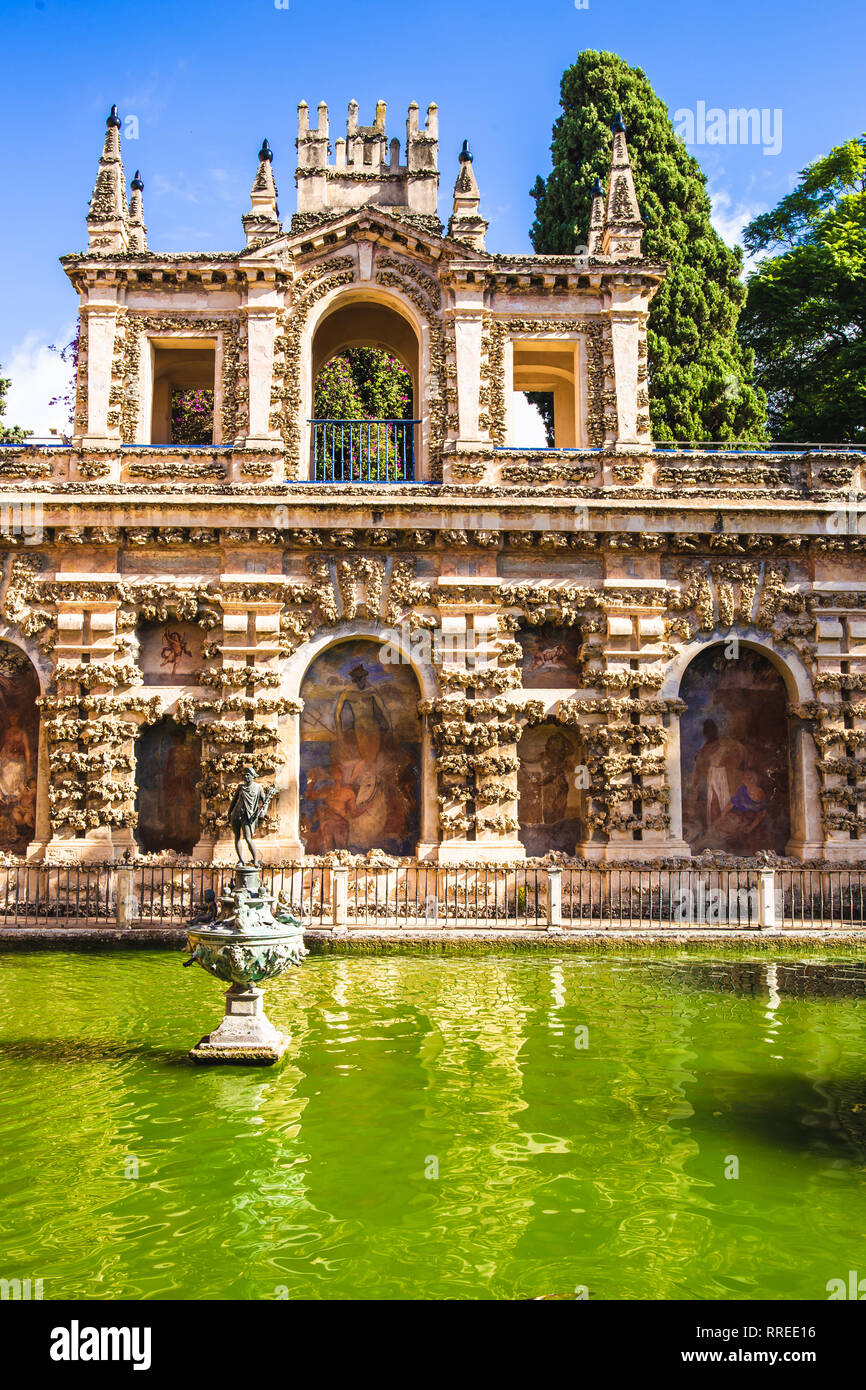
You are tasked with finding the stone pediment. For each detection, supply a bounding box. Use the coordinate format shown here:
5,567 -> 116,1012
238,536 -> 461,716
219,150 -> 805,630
286,206 -> 451,261
279,205 -> 493,268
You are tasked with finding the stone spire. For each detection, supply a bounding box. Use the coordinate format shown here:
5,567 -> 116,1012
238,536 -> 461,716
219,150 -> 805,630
447,140 -> 488,251
86,106 -> 129,252
601,113 -> 645,260
243,138 -> 282,245
587,176 -> 605,256
128,170 -> 147,253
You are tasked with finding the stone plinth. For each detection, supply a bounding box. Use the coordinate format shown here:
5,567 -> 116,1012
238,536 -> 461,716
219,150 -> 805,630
190,984 -> 289,1065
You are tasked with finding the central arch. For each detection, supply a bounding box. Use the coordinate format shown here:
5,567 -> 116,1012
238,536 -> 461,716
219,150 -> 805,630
312,296 -> 420,393
302,285 -> 428,481
135,717 -> 202,854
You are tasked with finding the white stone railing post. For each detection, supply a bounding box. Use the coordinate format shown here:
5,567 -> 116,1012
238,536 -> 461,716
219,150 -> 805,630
331,866 -> 348,936
114,865 -> 137,929
758,868 -> 778,932
547,866 -> 563,934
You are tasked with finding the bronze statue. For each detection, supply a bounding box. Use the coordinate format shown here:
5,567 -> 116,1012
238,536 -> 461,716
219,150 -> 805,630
228,767 -> 275,866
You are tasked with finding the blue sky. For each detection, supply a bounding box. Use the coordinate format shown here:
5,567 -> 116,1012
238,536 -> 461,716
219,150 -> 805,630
0,0 -> 861,432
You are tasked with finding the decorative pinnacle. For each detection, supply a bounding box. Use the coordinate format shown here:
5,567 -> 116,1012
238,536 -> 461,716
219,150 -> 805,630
131,169 -> 143,191
459,139 -> 473,163
611,111 -> 626,134
259,139 -> 273,163
107,104 -> 121,129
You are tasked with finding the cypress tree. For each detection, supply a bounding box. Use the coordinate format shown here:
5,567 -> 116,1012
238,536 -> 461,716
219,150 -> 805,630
530,51 -> 765,442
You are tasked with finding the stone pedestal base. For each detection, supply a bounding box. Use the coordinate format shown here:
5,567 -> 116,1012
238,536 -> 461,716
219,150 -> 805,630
190,984 -> 289,1065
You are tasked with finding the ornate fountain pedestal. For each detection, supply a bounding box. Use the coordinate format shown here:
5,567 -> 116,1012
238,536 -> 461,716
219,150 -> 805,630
185,866 -> 307,1065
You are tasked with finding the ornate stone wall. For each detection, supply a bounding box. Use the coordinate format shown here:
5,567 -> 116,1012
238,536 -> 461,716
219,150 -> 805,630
0,495 -> 863,864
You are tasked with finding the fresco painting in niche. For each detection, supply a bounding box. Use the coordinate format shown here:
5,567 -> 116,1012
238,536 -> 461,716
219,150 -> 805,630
680,647 -> 790,855
0,644 -> 39,854
135,719 -> 202,853
517,723 -> 584,855
139,622 -> 201,686
299,640 -> 421,855
520,626 -> 581,689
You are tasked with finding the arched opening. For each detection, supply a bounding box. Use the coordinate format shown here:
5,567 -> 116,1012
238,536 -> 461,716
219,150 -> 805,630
679,645 -> 791,855
135,717 -> 202,854
517,722 -> 585,856
309,295 -> 420,482
299,638 -> 421,854
0,641 -> 40,854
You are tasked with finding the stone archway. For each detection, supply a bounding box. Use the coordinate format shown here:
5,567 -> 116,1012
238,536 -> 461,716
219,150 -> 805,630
677,644 -> 791,856
135,717 -> 202,854
298,637 -> 422,855
0,640 -> 40,854
301,284 -> 431,481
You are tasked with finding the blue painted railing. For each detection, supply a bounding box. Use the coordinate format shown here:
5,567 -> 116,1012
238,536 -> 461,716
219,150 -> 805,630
310,418 -> 418,482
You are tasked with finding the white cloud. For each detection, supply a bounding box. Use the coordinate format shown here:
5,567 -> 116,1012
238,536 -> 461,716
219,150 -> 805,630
3,329 -> 76,438
512,391 -> 549,447
710,188 -> 766,274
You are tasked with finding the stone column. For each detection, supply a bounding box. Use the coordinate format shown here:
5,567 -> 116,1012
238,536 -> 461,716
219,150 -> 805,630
76,276 -> 124,457
443,268 -> 493,484
605,285 -> 652,453
238,271 -> 282,462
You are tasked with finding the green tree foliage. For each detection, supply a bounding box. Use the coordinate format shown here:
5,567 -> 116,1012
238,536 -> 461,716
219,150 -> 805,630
739,136 -> 866,443
313,348 -> 415,481
530,50 -> 765,442
0,364 -> 27,444
171,388 -> 214,445
313,347 -> 412,421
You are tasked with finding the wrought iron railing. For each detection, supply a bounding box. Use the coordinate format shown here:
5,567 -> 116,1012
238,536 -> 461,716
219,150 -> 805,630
309,418 -> 418,482
1,862 -> 866,933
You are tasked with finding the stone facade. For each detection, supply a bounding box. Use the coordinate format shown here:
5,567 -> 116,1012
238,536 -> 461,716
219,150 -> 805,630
0,102 -> 864,866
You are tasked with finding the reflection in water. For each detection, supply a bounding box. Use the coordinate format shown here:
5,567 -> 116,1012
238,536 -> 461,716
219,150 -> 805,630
1,950 -> 866,1300
667,957 -> 866,1001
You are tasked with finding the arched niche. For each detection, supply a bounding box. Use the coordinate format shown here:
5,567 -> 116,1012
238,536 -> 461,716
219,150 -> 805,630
0,640 -> 40,854
135,717 -> 202,854
517,722 -> 585,856
678,645 -> 792,855
298,637 -> 422,856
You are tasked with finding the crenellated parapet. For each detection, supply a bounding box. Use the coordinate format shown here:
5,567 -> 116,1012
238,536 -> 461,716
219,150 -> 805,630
295,98 -> 439,225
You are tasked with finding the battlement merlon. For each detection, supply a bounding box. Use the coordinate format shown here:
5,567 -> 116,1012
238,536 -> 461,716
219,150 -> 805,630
295,100 -> 439,218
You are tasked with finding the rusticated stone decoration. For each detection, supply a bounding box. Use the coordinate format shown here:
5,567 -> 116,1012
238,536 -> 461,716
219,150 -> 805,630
120,314 -> 242,445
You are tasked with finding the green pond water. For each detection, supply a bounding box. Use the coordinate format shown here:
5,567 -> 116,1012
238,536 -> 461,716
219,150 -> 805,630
2,948 -> 866,1301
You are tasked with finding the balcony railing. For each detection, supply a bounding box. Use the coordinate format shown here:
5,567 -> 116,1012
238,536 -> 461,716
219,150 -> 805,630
310,418 -> 418,482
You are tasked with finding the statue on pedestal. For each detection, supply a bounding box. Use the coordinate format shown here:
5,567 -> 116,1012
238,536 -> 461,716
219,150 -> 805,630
228,767 -> 275,866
